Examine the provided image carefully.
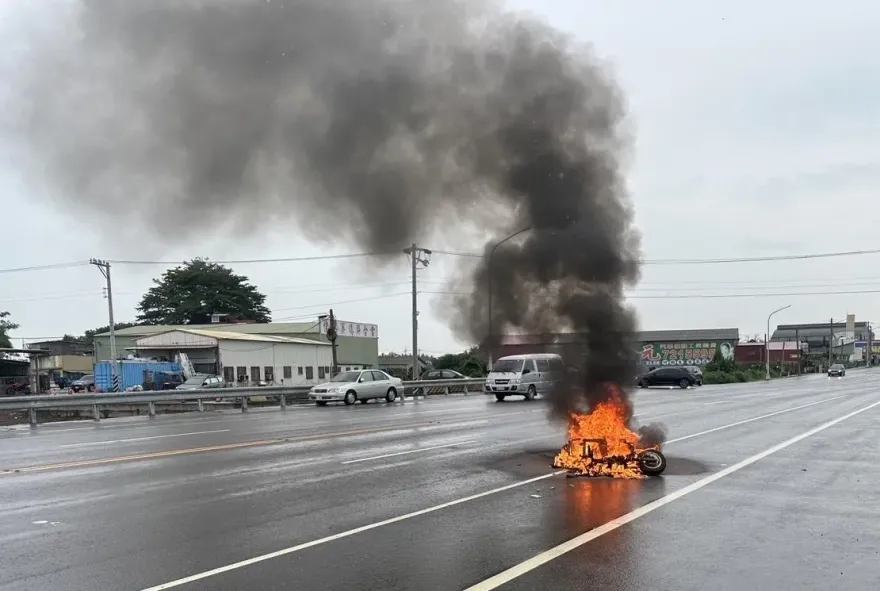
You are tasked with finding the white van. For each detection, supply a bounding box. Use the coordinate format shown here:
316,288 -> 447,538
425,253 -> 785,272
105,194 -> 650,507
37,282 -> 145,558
484,353 -> 564,401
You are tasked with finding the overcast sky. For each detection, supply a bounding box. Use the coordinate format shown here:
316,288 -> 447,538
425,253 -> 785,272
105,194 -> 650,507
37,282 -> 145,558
2,0 -> 879,353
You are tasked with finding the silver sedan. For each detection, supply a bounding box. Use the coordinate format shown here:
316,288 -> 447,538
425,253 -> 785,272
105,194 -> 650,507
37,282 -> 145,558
308,369 -> 403,406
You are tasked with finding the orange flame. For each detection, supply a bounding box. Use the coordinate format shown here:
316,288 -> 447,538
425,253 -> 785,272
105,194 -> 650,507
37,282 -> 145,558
552,385 -> 654,479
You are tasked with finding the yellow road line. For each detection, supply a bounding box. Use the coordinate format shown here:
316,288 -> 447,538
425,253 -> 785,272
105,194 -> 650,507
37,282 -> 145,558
3,421 -> 435,474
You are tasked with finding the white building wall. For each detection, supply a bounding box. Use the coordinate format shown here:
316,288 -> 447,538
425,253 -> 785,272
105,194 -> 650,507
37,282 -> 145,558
218,340 -> 333,386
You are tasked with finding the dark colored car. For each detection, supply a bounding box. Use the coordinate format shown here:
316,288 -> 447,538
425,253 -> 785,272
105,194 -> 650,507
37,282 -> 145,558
828,364 -> 846,377
417,369 -> 469,394
637,367 -> 697,389
70,375 -> 96,393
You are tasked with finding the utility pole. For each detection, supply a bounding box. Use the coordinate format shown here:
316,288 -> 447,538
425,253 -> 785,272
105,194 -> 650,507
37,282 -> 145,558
795,328 -> 801,375
402,244 -> 431,402
327,308 -> 339,375
90,259 -> 119,392
828,317 -> 834,370
866,322 -> 872,368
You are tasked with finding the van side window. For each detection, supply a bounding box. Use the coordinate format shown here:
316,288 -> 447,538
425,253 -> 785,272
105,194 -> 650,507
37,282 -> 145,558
549,357 -> 564,370
536,359 -> 550,372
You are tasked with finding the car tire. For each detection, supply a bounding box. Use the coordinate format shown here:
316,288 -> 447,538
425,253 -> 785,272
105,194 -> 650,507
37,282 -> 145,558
638,380 -> 648,389
525,385 -> 537,400
495,393 -> 506,402
385,388 -> 397,403
316,401 -> 328,407
679,378 -> 690,389
344,390 -> 357,406
87,385 -> 96,392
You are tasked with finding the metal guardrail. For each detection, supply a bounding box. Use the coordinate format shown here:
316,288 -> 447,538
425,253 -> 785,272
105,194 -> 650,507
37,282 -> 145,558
0,378 -> 487,426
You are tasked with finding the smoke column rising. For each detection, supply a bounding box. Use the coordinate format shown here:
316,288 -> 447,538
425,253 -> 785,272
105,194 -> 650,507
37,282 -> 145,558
4,0 -> 652,427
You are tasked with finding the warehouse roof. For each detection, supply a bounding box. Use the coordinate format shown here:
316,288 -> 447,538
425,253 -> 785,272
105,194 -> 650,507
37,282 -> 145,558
178,329 -> 329,346
136,329 -> 330,346
97,322 -> 320,338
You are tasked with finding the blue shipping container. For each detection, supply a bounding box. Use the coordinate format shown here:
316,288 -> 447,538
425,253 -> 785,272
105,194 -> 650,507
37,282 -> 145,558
94,360 -> 182,392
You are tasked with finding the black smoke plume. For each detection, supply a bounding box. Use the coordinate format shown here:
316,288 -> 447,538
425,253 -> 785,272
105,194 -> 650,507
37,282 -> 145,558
4,0 -> 657,434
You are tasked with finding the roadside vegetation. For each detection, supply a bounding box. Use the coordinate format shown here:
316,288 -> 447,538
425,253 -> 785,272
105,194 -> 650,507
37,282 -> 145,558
701,351 -> 780,384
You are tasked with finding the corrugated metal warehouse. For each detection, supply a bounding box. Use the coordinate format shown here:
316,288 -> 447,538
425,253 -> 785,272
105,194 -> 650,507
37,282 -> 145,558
132,329 -> 334,386
94,320 -> 379,370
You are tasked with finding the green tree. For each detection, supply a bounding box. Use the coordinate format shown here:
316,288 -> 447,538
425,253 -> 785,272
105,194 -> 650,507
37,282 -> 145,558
433,346 -> 487,377
63,322 -> 142,345
0,311 -> 19,349
136,259 -> 271,325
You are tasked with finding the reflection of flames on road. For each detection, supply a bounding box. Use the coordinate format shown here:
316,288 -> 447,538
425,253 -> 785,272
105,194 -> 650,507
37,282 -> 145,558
552,385 -> 666,478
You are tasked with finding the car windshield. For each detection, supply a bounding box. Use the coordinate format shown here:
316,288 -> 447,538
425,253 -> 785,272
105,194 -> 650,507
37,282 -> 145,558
330,371 -> 361,382
831,364 -> 844,369
492,359 -> 524,373
79,375 -> 94,383
183,376 -> 207,386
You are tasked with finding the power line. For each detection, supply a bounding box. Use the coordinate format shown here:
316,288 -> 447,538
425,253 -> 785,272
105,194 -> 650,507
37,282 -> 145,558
429,247 -> 880,265
422,289 -> 880,299
627,289 -> 880,299
0,261 -> 90,274
272,292 -> 410,317
107,252 -> 394,266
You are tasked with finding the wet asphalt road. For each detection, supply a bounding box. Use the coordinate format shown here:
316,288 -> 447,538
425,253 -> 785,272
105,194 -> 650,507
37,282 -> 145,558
1,373 -> 878,590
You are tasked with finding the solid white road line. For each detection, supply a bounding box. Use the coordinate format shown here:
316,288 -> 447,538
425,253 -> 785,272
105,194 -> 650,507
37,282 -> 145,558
138,471 -> 565,591
464,398 -> 880,590
665,395 -> 845,444
59,430 -> 231,448
341,439 -> 478,464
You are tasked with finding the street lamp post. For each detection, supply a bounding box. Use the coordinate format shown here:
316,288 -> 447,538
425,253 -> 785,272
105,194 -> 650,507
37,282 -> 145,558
766,305 -> 791,380
487,226 -> 531,369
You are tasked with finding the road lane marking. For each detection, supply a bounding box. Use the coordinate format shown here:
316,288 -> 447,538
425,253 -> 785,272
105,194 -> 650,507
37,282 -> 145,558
58,430 -> 231,448
2,422 -> 438,474
341,439 -> 478,464
666,395 -> 845,444
704,400 -> 732,405
137,472 -> 565,591
132,393 -> 854,589
464,398 -> 880,590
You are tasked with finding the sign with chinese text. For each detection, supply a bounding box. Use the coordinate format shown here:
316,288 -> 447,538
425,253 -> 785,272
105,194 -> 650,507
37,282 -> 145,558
320,319 -> 378,339
639,341 -> 734,367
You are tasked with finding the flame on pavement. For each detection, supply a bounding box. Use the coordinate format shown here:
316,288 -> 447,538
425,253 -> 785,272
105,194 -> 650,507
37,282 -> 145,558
552,384 -> 659,479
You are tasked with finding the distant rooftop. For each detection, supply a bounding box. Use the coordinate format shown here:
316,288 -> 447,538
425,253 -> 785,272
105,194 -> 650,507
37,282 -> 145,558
97,322 -> 320,338
134,328 -> 329,347
500,329 -> 739,345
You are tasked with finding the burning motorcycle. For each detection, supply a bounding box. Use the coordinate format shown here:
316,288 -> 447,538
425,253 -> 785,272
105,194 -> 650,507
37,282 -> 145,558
553,437 -> 667,477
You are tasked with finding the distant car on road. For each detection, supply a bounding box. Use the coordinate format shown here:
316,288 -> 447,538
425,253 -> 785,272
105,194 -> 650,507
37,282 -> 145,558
828,364 -> 846,377
418,369 -> 470,394
70,375 -> 96,393
176,375 -> 227,390
485,353 -> 564,401
637,367 -> 697,389
309,369 -> 403,406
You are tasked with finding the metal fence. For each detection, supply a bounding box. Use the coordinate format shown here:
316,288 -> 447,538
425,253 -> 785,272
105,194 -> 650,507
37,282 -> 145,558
0,378 -> 487,426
